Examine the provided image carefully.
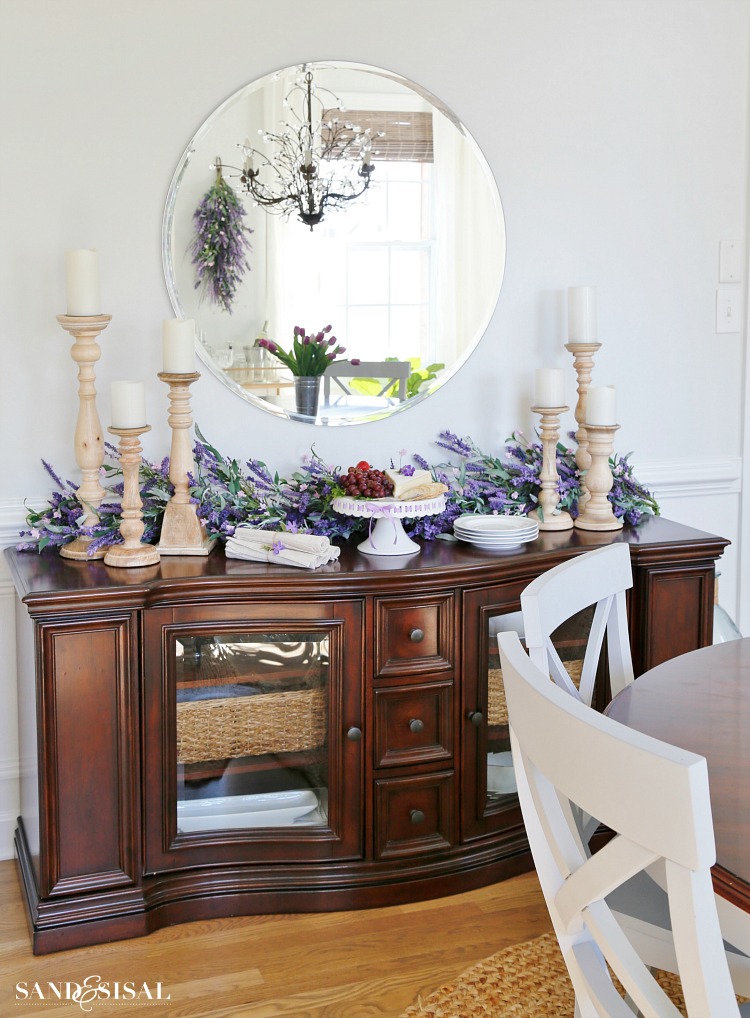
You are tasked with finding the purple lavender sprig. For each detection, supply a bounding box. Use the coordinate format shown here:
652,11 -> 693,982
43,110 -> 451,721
18,449 -> 175,554
273,449 -> 365,540
504,432 -> 581,517
608,451 -> 660,525
190,427 -> 268,539
191,173 -> 253,314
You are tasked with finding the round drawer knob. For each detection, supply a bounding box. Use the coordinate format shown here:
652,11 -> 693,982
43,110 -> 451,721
346,726 -> 363,741
468,710 -> 484,727
410,809 -> 425,825
409,718 -> 425,733
409,627 -> 425,643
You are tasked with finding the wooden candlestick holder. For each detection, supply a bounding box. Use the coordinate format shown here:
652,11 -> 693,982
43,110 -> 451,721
104,426 -> 161,567
56,313 -> 112,559
564,341 -> 601,510
528,405 -> 574,531
157,372 -> 215,556
573,423 -> 623,531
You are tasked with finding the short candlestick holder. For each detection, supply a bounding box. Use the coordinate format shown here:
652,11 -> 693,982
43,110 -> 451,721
528,405 -> 574,531
104,426 -> 161,568
56,313 -> 112,559
565,341 -> 601,509
157,371 -> 216,556
574,423 -> 623,531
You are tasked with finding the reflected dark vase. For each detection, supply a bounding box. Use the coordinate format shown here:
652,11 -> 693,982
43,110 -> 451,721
294,376 -> 321,416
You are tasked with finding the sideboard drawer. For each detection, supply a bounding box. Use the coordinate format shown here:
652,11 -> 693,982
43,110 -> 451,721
373,681 -> 453,767
375,594 -> 453,677
374,772 -> 455,859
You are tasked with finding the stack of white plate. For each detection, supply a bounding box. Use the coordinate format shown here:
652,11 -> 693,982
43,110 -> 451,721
453,514 -> 539,551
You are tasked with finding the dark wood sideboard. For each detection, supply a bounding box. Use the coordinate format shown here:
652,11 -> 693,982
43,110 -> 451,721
5,515 -> 729,953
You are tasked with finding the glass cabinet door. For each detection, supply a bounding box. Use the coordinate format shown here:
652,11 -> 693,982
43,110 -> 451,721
461,587 -> 524,843
462,585 -> 598,844
144,602 -> 362,870
175,631 -> 331,835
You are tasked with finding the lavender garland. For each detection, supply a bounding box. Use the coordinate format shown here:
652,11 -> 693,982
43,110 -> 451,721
18,429 -> 658,555
190,174 -> 253,314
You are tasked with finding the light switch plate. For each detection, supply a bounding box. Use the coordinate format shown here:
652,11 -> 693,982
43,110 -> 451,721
719,240 -> 742,283
717,288 -> 741,333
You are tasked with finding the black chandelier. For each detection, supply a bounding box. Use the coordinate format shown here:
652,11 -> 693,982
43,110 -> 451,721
230,68 -> 378,230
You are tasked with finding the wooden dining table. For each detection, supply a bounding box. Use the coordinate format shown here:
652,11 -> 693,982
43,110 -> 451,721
605,637 -> 750,911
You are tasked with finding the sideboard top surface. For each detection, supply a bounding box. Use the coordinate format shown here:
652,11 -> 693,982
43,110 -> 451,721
4,515 -> 729,615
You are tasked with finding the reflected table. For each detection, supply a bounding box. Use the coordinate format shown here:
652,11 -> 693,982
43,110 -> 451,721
606,638 -> 750,911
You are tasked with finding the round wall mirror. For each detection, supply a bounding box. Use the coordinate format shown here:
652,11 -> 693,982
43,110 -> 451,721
163,61 -> 506,425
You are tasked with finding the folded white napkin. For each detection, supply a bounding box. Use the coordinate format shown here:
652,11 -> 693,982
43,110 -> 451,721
225,529 -> 340,570
231,528 -> 332,555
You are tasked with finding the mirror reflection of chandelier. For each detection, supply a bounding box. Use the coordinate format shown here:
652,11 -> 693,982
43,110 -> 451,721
235,67 -> 378,230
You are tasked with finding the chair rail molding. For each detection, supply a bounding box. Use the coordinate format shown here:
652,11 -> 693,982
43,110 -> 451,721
0,497 -> 45,547
634,457 -> 742,499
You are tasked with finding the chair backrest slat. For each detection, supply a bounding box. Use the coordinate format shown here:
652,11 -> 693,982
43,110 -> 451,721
323,360 -> 410,402
521,543 -> 635,707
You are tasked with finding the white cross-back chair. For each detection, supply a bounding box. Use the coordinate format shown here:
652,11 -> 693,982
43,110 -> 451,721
498,628 -> 750,1017
521,542 -> 635,707
323,360 -> 410,404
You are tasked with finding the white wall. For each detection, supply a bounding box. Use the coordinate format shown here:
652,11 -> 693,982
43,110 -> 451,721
0,0 -> 747,859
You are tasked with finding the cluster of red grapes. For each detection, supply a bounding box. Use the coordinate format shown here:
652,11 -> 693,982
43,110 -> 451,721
338,461 -> 394,499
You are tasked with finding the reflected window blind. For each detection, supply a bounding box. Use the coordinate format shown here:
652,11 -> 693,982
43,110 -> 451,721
322,110 -> 434,163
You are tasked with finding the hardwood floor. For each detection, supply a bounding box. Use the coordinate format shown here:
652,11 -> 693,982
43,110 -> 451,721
0,859 -> 550,1017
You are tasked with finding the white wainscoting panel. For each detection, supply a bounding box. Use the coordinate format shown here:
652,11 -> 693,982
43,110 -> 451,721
0,559 -> 19,861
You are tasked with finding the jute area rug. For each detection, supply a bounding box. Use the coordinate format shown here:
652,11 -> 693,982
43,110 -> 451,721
399,930 -> 691,1017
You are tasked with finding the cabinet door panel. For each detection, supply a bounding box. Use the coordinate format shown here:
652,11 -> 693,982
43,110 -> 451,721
39,618 -> 139,897
143,601 -> 363,871
633,566 -> 714,672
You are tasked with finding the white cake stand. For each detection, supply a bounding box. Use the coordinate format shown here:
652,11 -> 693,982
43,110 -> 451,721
332,494 -> 447,556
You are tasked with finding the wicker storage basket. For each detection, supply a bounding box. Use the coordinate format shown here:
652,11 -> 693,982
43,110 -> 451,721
176,686 -> 327,764
488,659 -> 583,727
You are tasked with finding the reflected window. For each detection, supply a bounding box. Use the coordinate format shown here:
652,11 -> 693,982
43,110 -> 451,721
323,160 -> 434,365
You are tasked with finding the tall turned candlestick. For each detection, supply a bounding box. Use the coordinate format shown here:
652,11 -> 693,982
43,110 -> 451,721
104,426 -> 161,567
573,423 -> 623,531
56,313 -> 112,559
564,341 -> 601,509
528,405 -> 574,530
157,372 -> 215,555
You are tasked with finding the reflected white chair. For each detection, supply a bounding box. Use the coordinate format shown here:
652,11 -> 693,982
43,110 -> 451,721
323,359 -> 410,404
498,628 -> 750,1016
521,542 -> 634,707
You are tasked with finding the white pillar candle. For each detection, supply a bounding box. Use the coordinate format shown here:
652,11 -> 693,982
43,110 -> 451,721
586,385 -> 616,425
568,286 -> 597,343
534,368 -> 565,407
65,249 -> 100,316
111,381 -> 147,429
163,318 -> 196,373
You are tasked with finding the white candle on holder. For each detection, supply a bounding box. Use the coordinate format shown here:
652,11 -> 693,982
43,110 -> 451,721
163,318 -> 196,373
586,385 -> 616,425
65,249 -> 100,316
534,368 -> 565,407
111,381 -> 147,429
568,286 -> 597,343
